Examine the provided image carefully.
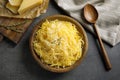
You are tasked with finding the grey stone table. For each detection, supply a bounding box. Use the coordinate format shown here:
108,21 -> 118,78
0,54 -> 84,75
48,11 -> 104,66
0,1 -> 120,80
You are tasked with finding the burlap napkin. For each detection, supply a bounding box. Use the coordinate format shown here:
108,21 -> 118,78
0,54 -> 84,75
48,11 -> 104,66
55,0 -> 120,46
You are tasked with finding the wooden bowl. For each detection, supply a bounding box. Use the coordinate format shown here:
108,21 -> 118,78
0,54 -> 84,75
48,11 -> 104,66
30,15 -> 88,73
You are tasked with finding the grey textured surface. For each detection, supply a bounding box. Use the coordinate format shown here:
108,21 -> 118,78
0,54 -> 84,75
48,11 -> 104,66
0,1 -> 120,80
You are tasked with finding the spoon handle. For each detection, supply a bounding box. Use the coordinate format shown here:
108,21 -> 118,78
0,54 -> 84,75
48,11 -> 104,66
0,34 -> 3,42
93,23 -> 112,71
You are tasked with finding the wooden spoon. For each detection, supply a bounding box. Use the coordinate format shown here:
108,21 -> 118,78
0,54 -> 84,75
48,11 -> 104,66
84,4 -> 112,71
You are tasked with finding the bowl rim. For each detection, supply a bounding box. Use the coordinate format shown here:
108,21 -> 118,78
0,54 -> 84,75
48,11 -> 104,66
29,14 -> 88,73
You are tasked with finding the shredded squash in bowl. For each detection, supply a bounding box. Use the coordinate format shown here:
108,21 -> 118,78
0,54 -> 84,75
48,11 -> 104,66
33,19 -> 84,68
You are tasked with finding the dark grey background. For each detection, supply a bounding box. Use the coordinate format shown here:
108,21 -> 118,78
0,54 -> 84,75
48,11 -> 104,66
0,1 -> 120,80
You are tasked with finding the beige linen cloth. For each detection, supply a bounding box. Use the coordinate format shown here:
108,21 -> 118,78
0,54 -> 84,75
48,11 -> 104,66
55,0 -> 120,46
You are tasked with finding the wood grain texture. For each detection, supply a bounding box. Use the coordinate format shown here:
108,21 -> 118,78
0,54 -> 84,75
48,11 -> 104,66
93,24 -> 112,71
0,17 -> 33,44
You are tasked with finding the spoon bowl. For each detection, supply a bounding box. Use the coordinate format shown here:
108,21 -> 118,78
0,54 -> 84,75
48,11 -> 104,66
84,4 -> 98,23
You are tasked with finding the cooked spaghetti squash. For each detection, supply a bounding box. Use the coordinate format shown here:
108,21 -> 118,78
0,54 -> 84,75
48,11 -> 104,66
33,19 -> 84,68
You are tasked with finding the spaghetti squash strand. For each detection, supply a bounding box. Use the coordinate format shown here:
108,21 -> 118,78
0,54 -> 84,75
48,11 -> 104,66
33,19 -> 84,68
